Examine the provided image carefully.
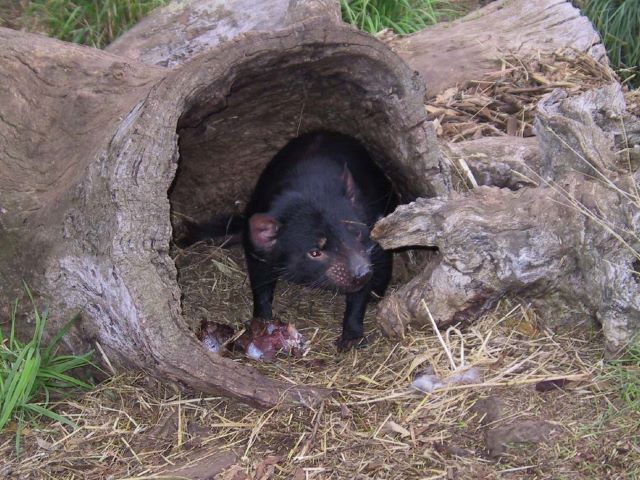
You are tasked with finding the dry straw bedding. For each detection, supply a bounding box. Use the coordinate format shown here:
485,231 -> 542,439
426,49 -> 620,142
2,248 -> 637,478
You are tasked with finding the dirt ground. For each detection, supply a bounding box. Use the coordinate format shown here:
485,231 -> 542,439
1,242 -> 638,479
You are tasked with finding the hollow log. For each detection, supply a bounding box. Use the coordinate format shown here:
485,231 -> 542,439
0,1 -> 444,408
390,0 -> 606,97
0,27 -> 330,408
372,84 -> 640,355
1,0 -> 636,410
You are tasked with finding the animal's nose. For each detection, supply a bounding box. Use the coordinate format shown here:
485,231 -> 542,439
352,262 -> 372,282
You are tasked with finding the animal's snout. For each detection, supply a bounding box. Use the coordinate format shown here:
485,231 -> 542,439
351,258 -> 372,284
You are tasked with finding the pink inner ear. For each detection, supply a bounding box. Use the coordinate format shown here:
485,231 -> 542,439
249,213 -> 279,251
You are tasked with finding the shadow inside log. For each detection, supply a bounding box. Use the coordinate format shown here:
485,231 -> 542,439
169,45 -> 430,224
169,52 -> 424,357
156,20 -> 443,407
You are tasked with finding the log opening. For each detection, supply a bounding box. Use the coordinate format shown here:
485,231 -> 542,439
98,19 -> 447,405
169,31 -> 441,225
164,21 -> 451,338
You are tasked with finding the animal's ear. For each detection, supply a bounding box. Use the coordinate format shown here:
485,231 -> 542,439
249,213 -> 279,251
342,164 -> 358,205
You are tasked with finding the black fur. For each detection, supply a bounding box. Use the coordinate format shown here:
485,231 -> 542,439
244,131 -> 396,351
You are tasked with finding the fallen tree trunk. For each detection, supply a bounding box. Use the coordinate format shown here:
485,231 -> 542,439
0,0 -> 636,410
390,0 -> 606,97
107,0 -> 605,91
0,2 -> 442,408
373,84 -> 640,355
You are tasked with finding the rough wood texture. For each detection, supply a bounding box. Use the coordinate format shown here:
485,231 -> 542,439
104,0 -> 608,215
445,137 -> 541,190
106,0 -> 341,68
106,0 -> 291,67
109,0 -> 605,93
373,85 -> 640,355
391,0 -> 606,97
1,0 -> 638,409
0,1 -> 444,407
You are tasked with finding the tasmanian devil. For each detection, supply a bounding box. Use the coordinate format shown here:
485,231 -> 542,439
244,131 -> 397,351
182,131 -> 396,351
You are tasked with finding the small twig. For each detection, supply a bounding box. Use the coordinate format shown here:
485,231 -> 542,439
293,401 -> 324,461
296,84 -> 307,136
455,157 -> 479,188
177,395 -> 183,448
445,327 -> 466,369
243,409 -> 275,460
422,300 -> 457,371
94,341 -> 116,375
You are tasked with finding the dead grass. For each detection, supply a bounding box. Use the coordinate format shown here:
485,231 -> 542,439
626,87 -> 640,117
1,240 -> 638,478
427,49 -> 619,142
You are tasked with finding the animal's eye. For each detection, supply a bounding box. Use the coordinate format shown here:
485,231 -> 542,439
307,249 -> 324,259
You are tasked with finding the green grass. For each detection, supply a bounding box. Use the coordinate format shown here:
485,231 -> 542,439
0,286 -> 94,454
340,0 -> 463,35
607,337 -> 640,412
588,336 -> 640,444
581,0 -> 640,87
26,0 -> 169,48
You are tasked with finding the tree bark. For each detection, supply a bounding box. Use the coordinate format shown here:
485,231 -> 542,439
106,0 -> 605,97
0,0 -> 636,410
106,0 -> 341,68
444,136 -> 541,190
372,84 -> 640,355
0,1 -> 441,408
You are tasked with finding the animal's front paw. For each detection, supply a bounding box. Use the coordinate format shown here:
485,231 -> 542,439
336,335 -> 367,352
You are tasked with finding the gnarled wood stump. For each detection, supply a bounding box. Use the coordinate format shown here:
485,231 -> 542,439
373,84 -> 640,355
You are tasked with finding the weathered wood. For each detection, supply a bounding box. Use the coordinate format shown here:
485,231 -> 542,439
444,136 -> 540,190
0,27 -> 331,409
391,0 -> 606,97
373,85 -> 640,355
106,0 -> 289,67
108,0 -> 604,99
106,0 -> 341,67
0,2 -> 439,407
